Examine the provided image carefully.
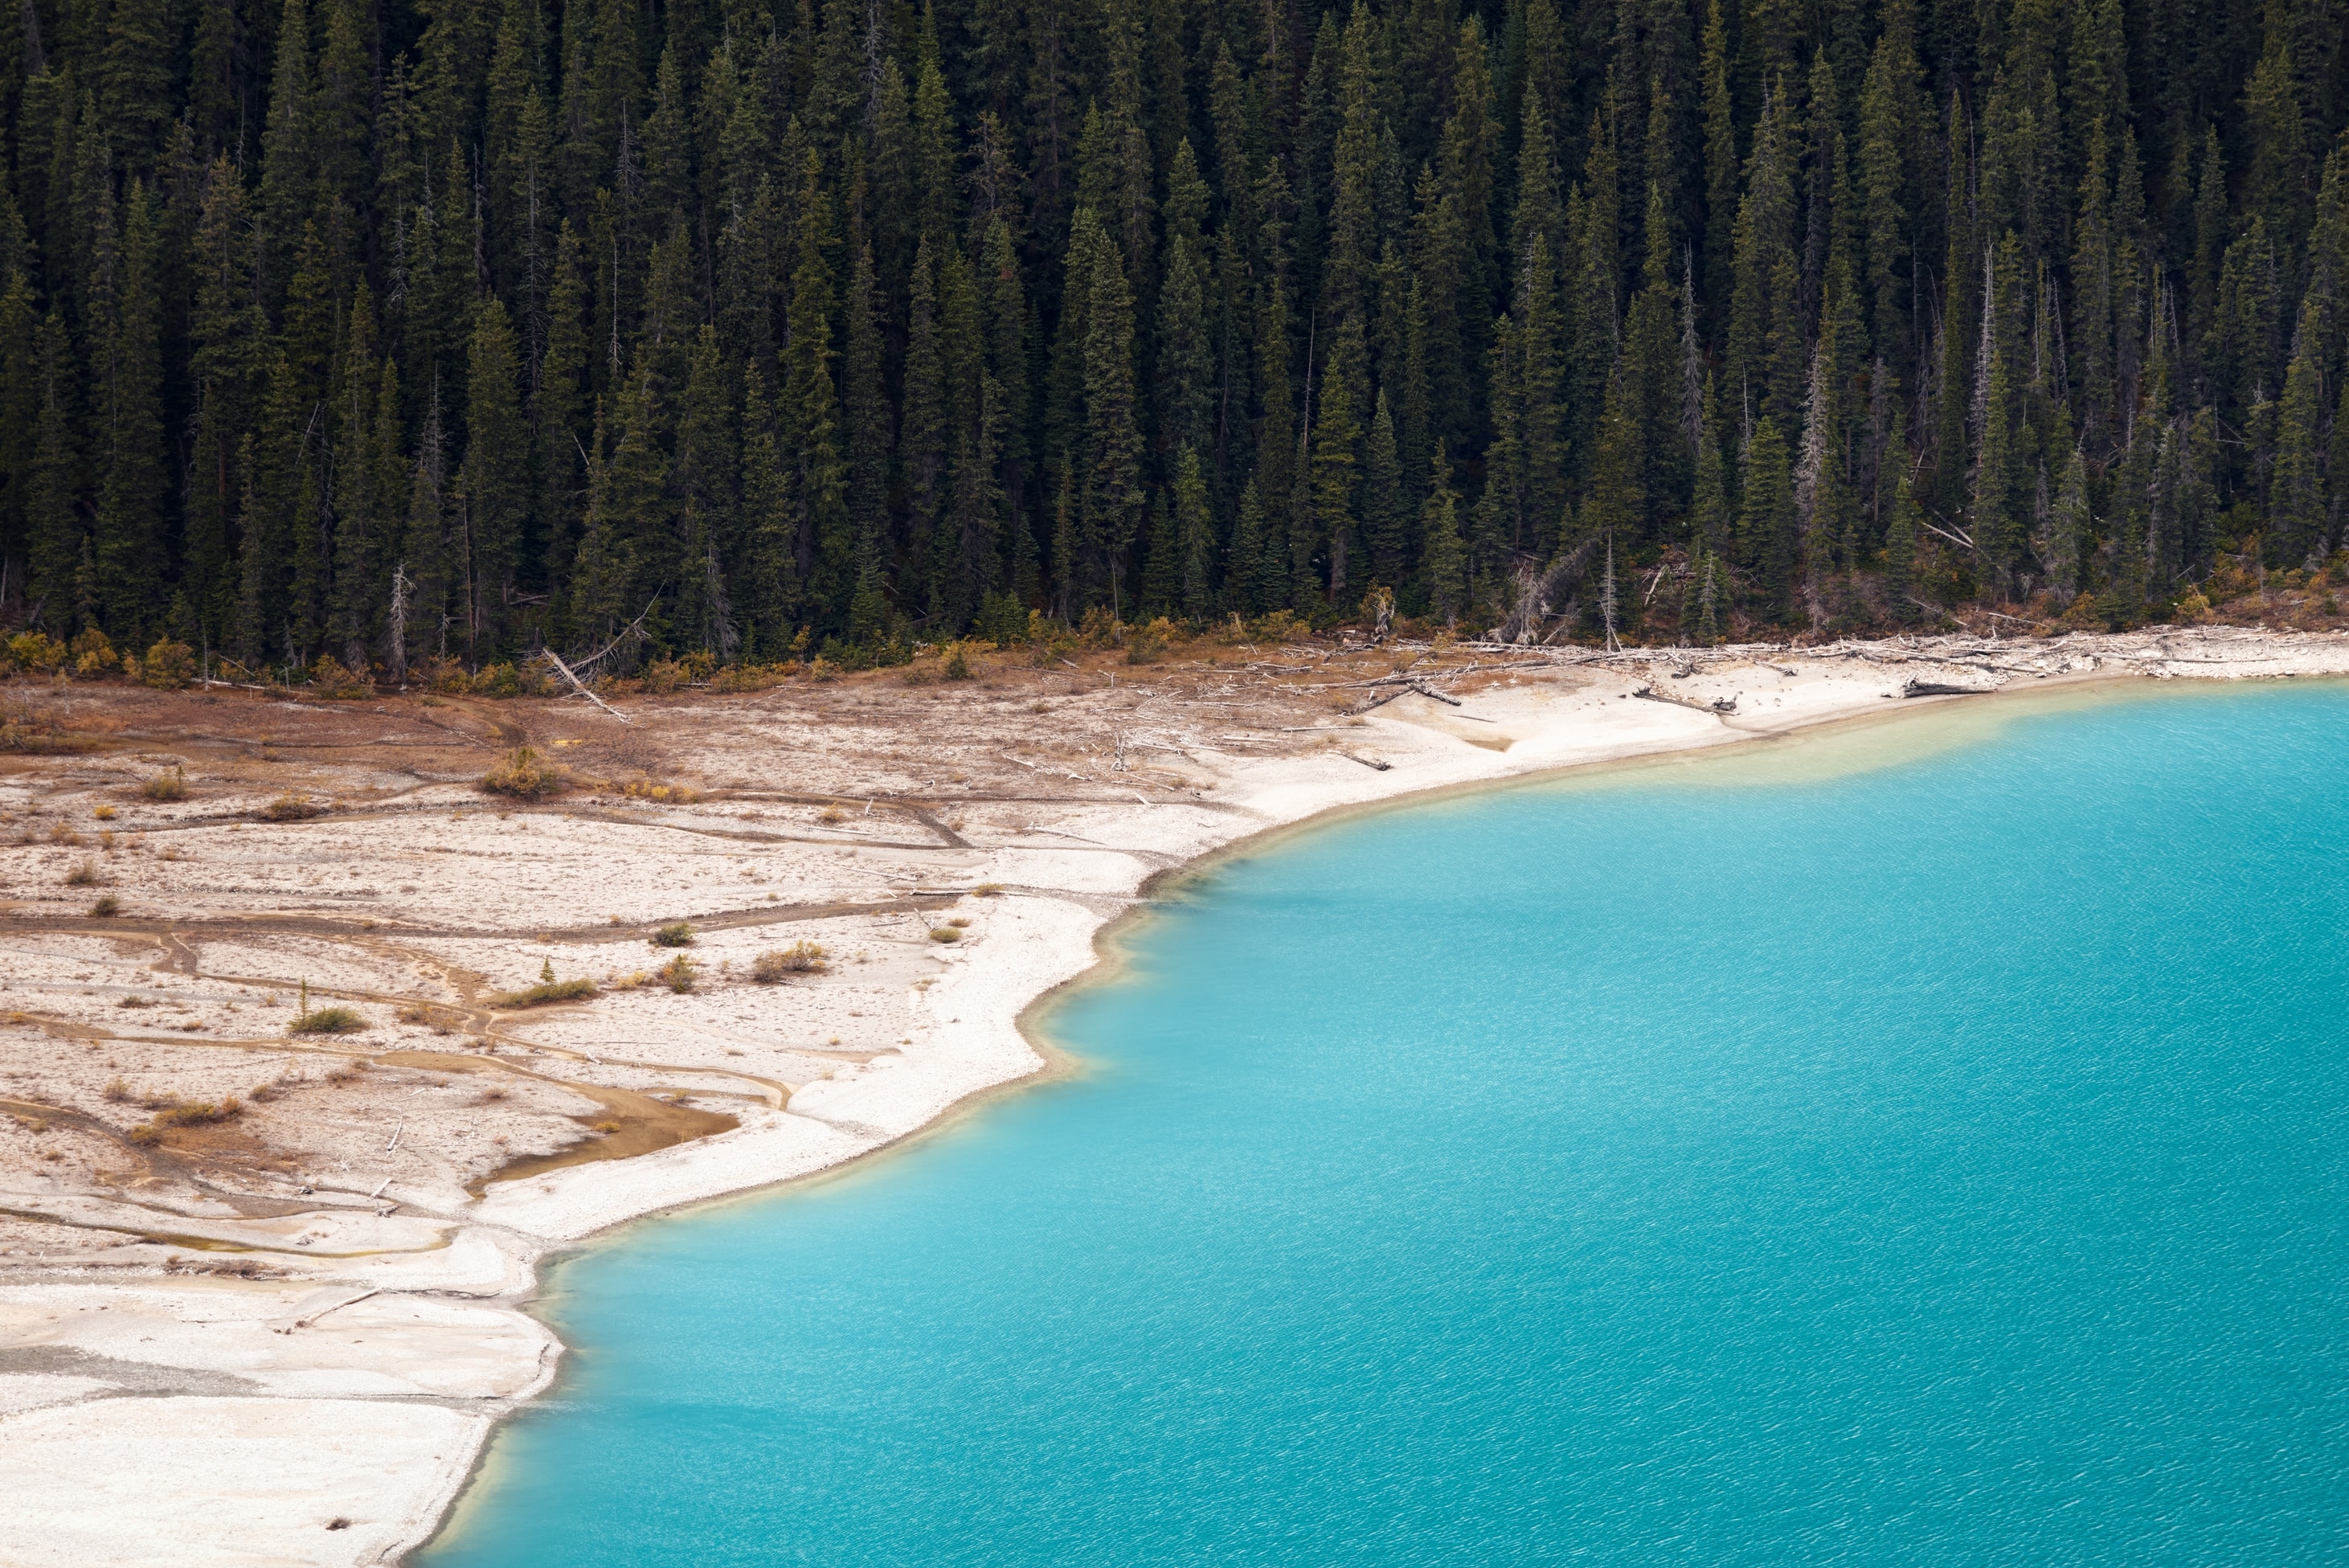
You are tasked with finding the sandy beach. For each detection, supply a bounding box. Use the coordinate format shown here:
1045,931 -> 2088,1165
1,624 -> 2343,1566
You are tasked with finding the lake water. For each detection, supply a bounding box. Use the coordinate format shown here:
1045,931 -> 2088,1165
424,685 -> 2349,1565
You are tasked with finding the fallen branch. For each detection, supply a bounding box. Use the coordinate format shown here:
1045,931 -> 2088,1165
538,649 -> 633,723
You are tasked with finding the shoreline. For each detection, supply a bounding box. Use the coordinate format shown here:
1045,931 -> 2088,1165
6,628 -> 2349,1566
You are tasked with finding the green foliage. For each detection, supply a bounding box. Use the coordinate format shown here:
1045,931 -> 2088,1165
649,922 -> 698,948
0,0 -> 2341,654
289,1005 -> 364,1035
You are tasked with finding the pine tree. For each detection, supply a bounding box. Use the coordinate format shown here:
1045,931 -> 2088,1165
24,310 -> 81,626
1173,444 -> 1214,618
1362,391 -> 1408,589
256,0 -> 313,297
92,181 -> 166,638
2272,299 -> 2327,562
784,148 -> 851,628
902,238 -> 948,594
1739,415 -> 1797,616
463,297 -> 531,650
2047,443 -> 2090,604
1157,141 -> 1215,464
100,0 -> 173,169
1882,410 -> 1922,619
1420,445 -> 1467,624
1311,313 -> 1369,604
1081,215 -> 1144,616
1973,233 -> 2028,588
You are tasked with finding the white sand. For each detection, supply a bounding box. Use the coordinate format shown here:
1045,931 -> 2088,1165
5,625 -> 2346,1566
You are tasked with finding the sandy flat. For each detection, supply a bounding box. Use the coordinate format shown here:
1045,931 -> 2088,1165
2,624 -> 2345,1560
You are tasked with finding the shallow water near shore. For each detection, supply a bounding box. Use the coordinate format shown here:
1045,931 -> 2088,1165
423,682 -> 2349,1566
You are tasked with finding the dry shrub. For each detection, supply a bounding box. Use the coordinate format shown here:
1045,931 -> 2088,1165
487,977 -> 598,1009
264,792 -> 324,821
481,747 -> 565,798
1126,617 -> 1175,665
307,653 -> 372,698
751,941 -> 828,982
88,895 -> 121,916
649,921 -> 697,948
141,767 -> 188,801
4,631 -> 68,673
141,639 -> 196,690
471,662 -> 522,698
152,1097 -> 242,1128
70,628 -> 118,678
928,926 -> 963,944
1,699 -> 92,754
659,954 -> 698,993
972,882 -> 1004,897
102,1076 -> 131,1102
63,859 -> 97,886
621,778 -> 698,804
289,1005 -> 364,1035
710,663 -> 789,693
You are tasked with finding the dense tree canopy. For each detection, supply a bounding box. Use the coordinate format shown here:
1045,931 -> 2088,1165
0,0 -> 2343,665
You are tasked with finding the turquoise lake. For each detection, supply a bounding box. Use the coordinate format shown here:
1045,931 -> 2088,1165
425,685 -> 2349,1565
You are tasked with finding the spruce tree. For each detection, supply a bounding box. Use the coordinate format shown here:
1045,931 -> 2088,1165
463,298 -> 531,651
1082,216 -> 1144,616
1420,445 -> 1467,624
93,182 -> 166,638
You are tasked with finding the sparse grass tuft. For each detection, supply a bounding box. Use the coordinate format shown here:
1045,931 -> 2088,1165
63,859 -> 97,886
88,894 -> 121,917
659,954 -> 699,993
751,941 -> 828,982
103,1076 -> 131,1102
649,921 -> 697,948
289,1005 -> 364,1035
141,768 -> 188,801
972,882 -> 1004,897
116,994 -> 151,1008
481,747 -> 566,799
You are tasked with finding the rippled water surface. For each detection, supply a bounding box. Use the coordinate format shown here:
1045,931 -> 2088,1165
426,685 -> 2349,1565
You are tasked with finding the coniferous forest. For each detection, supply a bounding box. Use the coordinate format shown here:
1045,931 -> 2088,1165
0,0 -> 2343,673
